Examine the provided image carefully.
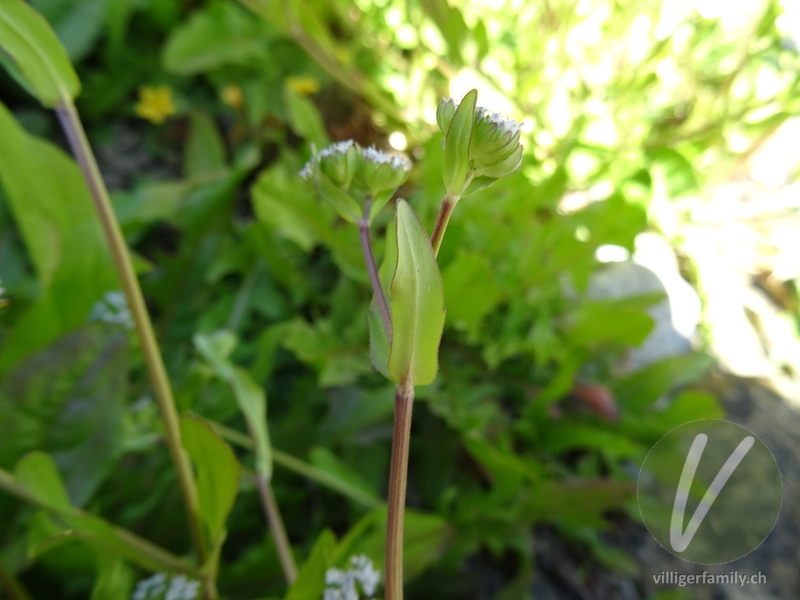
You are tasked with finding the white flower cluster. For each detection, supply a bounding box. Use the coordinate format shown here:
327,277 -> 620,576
475,106 -> 521,136
89,290 -> 133,329
299,140 -> 410,180
300,140 -> 357,180
0,278 -> 5,297
362,146 -> 411,172
323,554 -> 380,600
441,97 -> 522,136
132,573 -> 201,600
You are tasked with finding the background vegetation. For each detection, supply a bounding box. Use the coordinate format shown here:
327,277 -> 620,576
1,0 -> 799,598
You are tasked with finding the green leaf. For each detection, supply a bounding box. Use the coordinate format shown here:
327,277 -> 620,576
441,252 -> 502,340
282,317 -> 373,387
14,451 -> 72,512
443,89 -> 476,194
180,415 -> 241,545
185,111 -> 227,179
613,353 -> 715,412
162,1 -> 271,75
284,87 -> 329,149
3,457 -> 195,575
90,554 -> 133,600
369,218 -> 396,377
30,0 -> 107,63
368,301 -> 391,378
0,326 -> 128,507
195,331 -> 273,480
568,300 -> 655,348
333,507 -> 451,580
387,200 -> 446,386
285,529 -> 337,600
308,447 -> 379,503
523,479 -> 634,527
0,103 -> 119,372
0,0 -> 80,105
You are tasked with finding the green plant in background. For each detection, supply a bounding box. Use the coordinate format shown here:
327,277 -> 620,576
0,1 -> 282,598
299,90 -> 523,598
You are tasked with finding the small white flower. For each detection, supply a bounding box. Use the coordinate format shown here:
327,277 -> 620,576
439,96 -> 523,136
323,555 -> 380,600
132,573 -> 167,600
300,140 -> 357,180
131,573 -> 201,600
349,554 -> 380,596
319,140 -> 357,159
165,574 -> 201,600
475,106 -> 522,136
362,146 -> 411,172
89,290 -> 133,329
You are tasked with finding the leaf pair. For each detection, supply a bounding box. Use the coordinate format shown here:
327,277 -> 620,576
372,200 -> 446,388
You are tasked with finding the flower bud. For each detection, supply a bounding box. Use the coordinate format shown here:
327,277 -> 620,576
358,146 -> 411,221
300,141 -> 410,223
470,107 -> 523,178
436,90 -> 523,196
300,140 -> 364,222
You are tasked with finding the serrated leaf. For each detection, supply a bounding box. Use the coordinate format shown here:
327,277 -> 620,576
387,200 -> 445,386
180,415 -> 241,545
0,0 -> 80,105
443,89 -> 476,194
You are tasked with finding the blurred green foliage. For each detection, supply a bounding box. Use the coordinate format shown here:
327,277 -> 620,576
1,0 -> 798,598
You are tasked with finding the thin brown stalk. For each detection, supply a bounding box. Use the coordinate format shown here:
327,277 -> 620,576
53,101 -> 207,567
385,380 -> 415,600
255,478 -> 298,584
358,198 -> 392,339
430,193 -> 458,257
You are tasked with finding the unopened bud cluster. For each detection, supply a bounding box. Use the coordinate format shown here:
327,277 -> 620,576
301,140 -> 410,224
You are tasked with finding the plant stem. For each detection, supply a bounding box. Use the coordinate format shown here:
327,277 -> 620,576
358,198 -> 392,339
430,191 -> 458,257
203,417 -> 383,508
0,467 -> 200,577
0,561 -> 33,600
255,477 -> 298,584
54,100 -> 207,566
385,379 -> 415,600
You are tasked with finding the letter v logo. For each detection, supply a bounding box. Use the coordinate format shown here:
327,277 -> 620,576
669,433 -> 755,552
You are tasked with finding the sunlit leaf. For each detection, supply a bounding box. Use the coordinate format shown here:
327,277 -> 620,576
0,0 -> 80,105
387,200 -> 445,386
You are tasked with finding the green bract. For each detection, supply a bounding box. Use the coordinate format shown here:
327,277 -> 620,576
301,140 -> 411,224
436,90 -> 523,196
387,200 -> 445,386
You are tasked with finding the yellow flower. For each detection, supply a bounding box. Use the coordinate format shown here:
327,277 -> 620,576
220,84 -> 244,109
135,85 -> 176,124
286,76 -> 320,96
